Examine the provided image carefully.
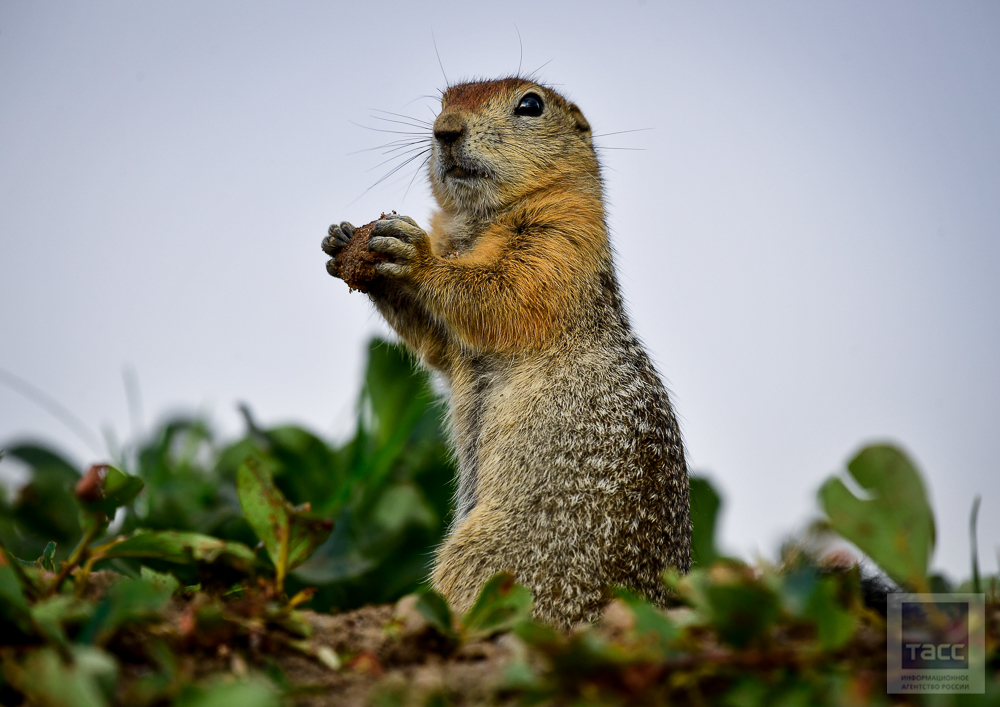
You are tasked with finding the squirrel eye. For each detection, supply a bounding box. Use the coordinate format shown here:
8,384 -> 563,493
514,93 -> 544,117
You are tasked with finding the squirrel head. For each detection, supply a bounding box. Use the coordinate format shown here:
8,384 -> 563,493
429,78 -> 600,218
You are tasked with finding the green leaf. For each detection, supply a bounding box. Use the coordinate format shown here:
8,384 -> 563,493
139,565 -> 182,595
8,646 -> 118,707
236,458 -> 287,566
415,589 -> 457,640
689,476 -> 723,567
260,425 -> 344,510
614,588 -> 679,646
350,340 -> 439,510
372,483 -> 438,533
5,443 -> 82,551
236,458 -> 333,582
705,582 -> 780,648
0,558 -> 34,635
82,575 -> 174,645
174,677 -> 281,707
30,594 -> 94,647
75,464 -> 145,516
98,530 -> 257,573
285,509 -> 335,571
461,572 -> 534,639
804,577 -> 856,650
818,444 -> 935,589
40,541 -> 57,572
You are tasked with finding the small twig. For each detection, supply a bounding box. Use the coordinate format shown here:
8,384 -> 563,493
45,516 -> 104,597
75,535 -> 130,594
275,524 -> 290,597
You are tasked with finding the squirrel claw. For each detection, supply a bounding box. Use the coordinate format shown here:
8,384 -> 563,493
322,221 -> 355,256
371,215 -> 426,244
367,215 -> 428,280
374,262 -> 412,279
369,236 -> 416,260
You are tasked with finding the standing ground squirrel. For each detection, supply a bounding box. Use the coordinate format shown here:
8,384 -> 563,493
322,77 -> 691,627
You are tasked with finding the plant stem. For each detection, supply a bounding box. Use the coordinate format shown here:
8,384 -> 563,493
276,523 -> 290,596
970,494 -> 982,595
75,535 -> 129,594
45,514 -> 105,597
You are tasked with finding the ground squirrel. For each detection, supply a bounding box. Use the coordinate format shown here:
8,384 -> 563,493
322,77 -> 691,627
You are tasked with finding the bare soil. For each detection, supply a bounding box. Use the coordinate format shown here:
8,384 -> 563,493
278,601 -> 520,706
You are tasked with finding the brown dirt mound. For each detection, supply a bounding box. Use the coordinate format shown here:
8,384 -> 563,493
278,602 -> 519,707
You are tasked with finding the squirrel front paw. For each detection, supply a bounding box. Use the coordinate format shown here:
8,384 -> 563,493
368,214 -> 429,279
322,221 -> 355,258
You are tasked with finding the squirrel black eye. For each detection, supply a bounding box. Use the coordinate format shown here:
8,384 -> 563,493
514,93 -> 544,117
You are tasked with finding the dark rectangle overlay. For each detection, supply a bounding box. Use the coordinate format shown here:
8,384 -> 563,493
901,602 -> 969,670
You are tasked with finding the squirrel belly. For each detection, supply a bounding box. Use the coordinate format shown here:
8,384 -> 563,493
323,77 -> 691,627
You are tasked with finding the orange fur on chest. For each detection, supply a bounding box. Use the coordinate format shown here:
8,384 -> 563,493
417,191 -> 607,355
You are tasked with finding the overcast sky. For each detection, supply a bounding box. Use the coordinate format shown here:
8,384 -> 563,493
1,1 -> 997,582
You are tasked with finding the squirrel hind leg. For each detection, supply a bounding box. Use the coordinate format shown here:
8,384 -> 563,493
432,508 -> 608,628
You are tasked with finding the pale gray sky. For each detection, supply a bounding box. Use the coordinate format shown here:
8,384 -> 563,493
1,1 -> 997,581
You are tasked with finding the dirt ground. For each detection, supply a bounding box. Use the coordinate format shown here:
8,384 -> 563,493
277,601 -> 521,706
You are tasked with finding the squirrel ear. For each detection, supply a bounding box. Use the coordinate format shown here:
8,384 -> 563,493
567,103 -> 592,146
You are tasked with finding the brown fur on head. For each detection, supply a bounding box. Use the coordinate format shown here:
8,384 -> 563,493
430,78 -> 598,219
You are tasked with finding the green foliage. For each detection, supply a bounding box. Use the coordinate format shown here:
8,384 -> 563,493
236,457 -> 333,593
2,443 -> 82,559
95,530 -> 257,572
0,339 -> 452,613
689,475 -> 723,567
0,338 -> 451,704
82,575 -> 176,645
460,572 -> 534,640
173,677 -> 281,707
1,337 -> 996,705
0,555 -> 33,635
75,465 -> 144,519
414,589 -> 457,641
4,645 -> 118,707
819,444 -> 936,590
0,412 -> 340,705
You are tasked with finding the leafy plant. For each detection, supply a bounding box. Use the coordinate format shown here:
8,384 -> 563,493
1,338 -> 996,706
236,457 -> 333,594
0,431 -> 337,706
1,340 -> 453,613
819,444 -> 936,591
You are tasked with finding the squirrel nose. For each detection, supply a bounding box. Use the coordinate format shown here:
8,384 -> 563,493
434,112 -> 465,146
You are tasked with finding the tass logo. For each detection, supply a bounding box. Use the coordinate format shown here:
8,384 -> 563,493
901,602 -> 969,670
888,593 -> 985,694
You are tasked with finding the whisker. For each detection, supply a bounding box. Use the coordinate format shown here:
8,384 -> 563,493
349,119 -> 426,136
346,138 -> 429,156
366,145 -> 432,173
350,149 -> 432,206
369,108 -> 433,127
402,153 -> 432,202
593,128 -> 652,138
369,115 -> 434,131
433,31 -> 448,85
403,94 -> 440,108
526,59 -> 553,80
515,24 -> 523,77
378,140 -> 432,157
